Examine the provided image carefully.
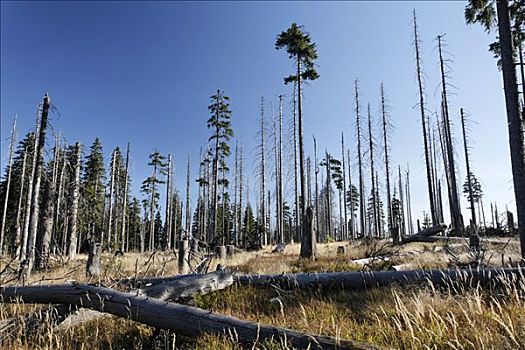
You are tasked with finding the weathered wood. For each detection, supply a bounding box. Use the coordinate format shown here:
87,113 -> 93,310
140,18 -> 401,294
215,245 -> 226,259
138,271 -> 233,301
401,224 -> 446,243
178,239 -> 189,274
226,244 -> 235,257
86,240 -> 101,277
235,267 -> 524,290
0,284 -> 380,350
337,246 -> 347,255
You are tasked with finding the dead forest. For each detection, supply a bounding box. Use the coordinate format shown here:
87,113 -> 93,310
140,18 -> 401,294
1,2 -> 525,350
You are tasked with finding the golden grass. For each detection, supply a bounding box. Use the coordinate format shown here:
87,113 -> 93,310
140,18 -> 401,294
1,239 -> 523,349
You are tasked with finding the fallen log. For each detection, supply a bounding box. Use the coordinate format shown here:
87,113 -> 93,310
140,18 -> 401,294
0,284 -> 380,350
137,271 -> 233,301
401,224 -> 447,243
235,267 -> 524,290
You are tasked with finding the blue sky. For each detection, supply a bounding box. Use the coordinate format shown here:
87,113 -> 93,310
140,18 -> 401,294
0,1 -> 516,225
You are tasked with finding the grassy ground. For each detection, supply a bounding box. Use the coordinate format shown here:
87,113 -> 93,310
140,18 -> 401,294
0,239 -> 523,349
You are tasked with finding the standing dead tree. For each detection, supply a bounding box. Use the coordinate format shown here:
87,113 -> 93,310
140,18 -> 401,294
68,142 -> 82,259
380,84 -> 395,243
413,10 -> 437,226
355,80 -> 366,238
437,34 -> 463,235
26,94 -> 51,275
0,116 -> 17,256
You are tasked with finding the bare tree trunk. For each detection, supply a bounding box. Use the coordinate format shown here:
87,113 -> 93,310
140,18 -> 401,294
232,144 -> 238,245
26,94 -> 51,275
20,116 -> 40,261
380,85 -> 394,243
35,138 -> 59,269
413,11 -> 437,225
313,136 -> 320,240
496,0 -> 525,259
355,80 -> 366,238
367,104 -> 378,238
120,143 -> 130,252
325,151 -> 332,240
165,154 -> 173,249
0,116 -> 16,256
107,149 -> 116,249
293,83 -> 300,242
259,98 -> 267,246
238,147 -> 243,245
460,108 -> 477,230
341,133 -> 348,240
438,35 -> 463,235
278,95 -> 284,243
398,166 -> 406,237
347,149 -> 355,239
13,145 -> 27,258
68,142 -> 82,259
185,155 -> 191,238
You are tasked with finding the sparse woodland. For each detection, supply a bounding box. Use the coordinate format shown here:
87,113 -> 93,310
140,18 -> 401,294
1,2 -> 525,349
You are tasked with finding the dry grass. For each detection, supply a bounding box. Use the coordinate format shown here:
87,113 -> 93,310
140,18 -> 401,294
1,239 -> 523,349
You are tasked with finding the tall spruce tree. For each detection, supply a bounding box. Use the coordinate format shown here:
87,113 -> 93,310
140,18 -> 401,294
276,23 -> 319,259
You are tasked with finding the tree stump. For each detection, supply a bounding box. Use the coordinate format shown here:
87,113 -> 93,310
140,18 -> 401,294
337,246 -> 347,255
86,240 -> 101,278
226,245 -> 235,257
178,239 -> 189,275
215,245 -> 226,260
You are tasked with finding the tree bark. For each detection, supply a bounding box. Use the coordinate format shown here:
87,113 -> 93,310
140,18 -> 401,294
496,0 -> 525,259
0,116 -> 16,256
26,94 -> 51,275
67,142 -> 82,259
236,267 -> 523,290
0,283 -> 378,350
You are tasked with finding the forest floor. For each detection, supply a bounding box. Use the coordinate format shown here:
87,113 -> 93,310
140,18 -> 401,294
0,237 -> 524,350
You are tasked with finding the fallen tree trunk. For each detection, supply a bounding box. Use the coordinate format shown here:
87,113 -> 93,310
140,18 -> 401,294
401,224 -> 447,243
138,270 -> 233,301
235,267 -> 524,290
122,271 -> 231,290
0,284 -> 380,350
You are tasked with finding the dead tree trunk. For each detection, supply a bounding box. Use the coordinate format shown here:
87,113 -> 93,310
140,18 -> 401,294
35,138 -> 59,269
461,108 -> 477,231
185,155 -> 191,238
0,116 -> 16,256
165,154 -> 173,250
259,98 -> 267,246
12,145 -> 27,258
86,240 -> 101,277
26,94 -> 51,275
68,142 -> 82,259
367,104 -> 378,237
120,143 -> 130,252
293,83 -> 300,242
380,84 -> 394,243
0,283 -> 378,350
107,149 -> 116,249
313,136 -> 320,239
438,35 -> 463,235
413,11 -> 437,226
178,239 -> 189,274
355,80 -> 366,238
236,267 -> 524,291
341,133 -> 348,240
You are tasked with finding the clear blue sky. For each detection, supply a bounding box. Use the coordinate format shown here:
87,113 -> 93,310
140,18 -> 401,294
0,1 -> 516,225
